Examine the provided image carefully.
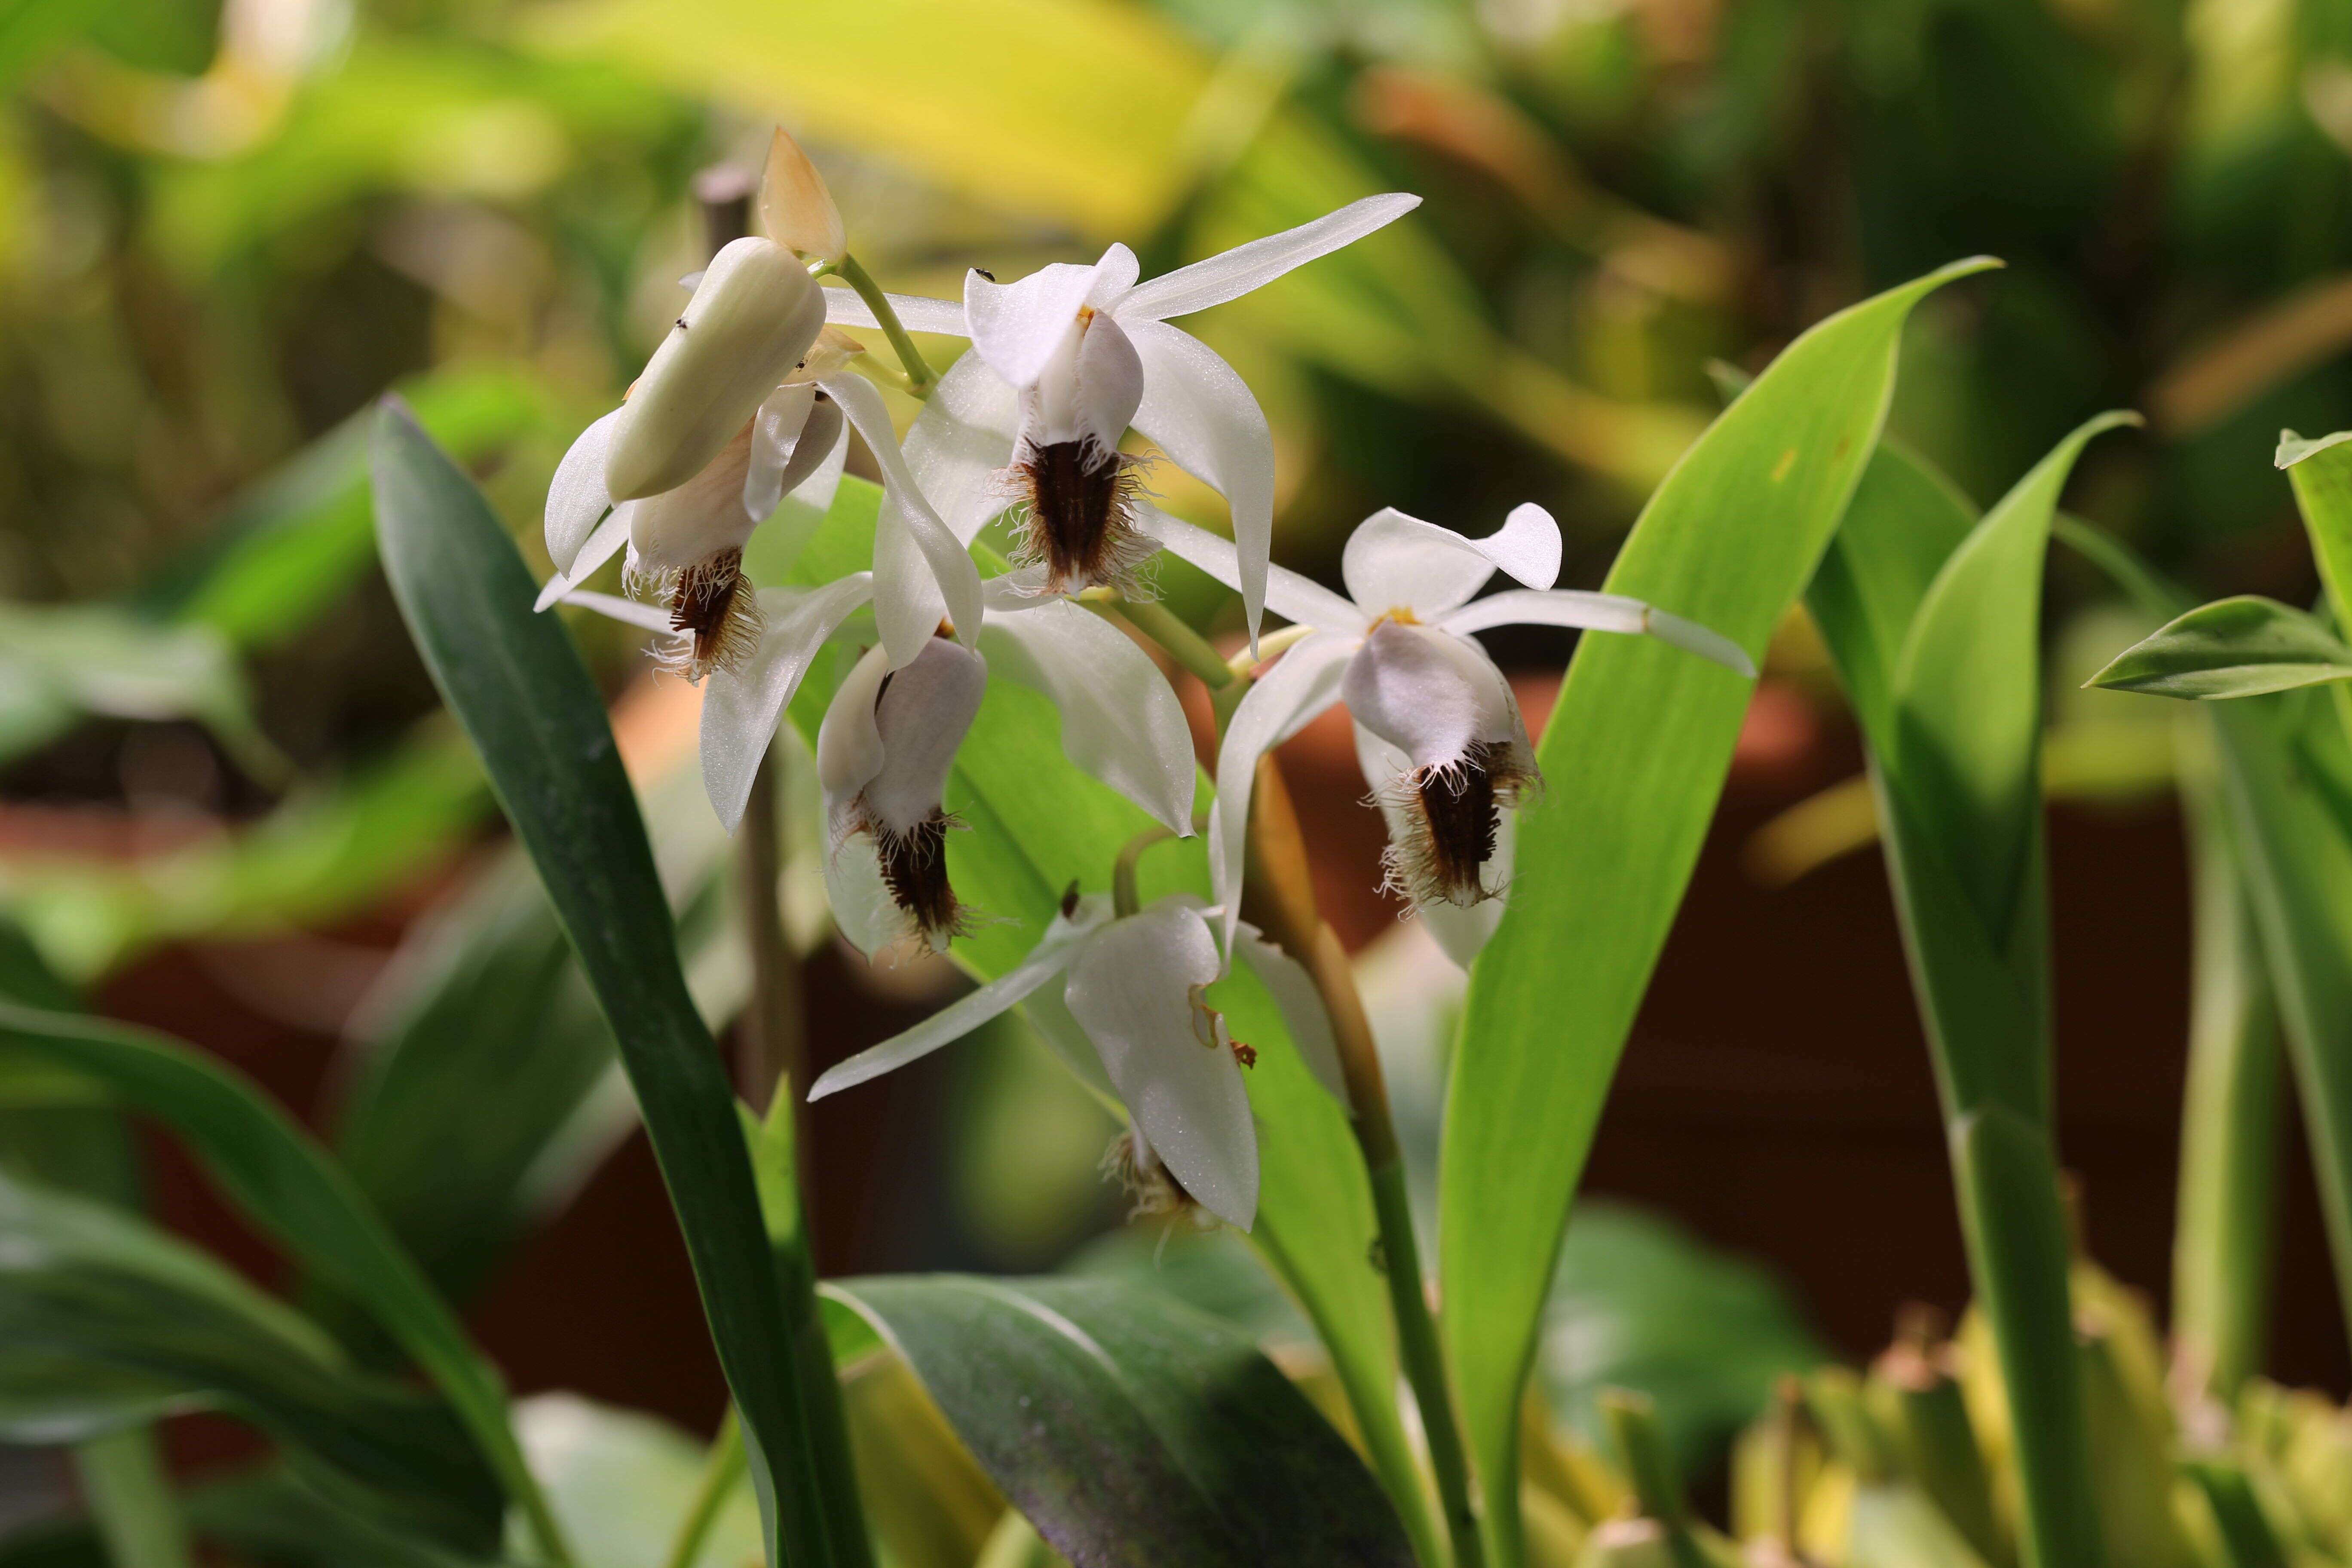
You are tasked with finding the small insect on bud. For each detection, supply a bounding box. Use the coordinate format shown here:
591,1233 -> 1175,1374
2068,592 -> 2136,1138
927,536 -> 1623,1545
1230,1041 -> 1258,1069
757,126 -> 847,266
606,236 -> 825,501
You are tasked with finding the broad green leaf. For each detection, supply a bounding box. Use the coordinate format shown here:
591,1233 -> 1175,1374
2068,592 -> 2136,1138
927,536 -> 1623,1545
2086,595 -> 2352,699
826,1275 -> 1415,1568
1890,409 -> 2139,943
520,0 -> 1211,233
0,1002 -> 562,1559
0,1174 -> 501,1552
1439,257 -> 1998,1568
773,473 -> 1437,1563
370,400 -> 868,1568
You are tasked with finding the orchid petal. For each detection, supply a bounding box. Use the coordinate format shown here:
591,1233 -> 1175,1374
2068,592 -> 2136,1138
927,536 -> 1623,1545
818,373 -> 985,668
867,350 -> 1020,652
965,261 -> 1100,390
980,565 -> 1054,607
818,287 -> 970,337
1115,194 -> 1423,323
1342,503 -> 1562,619
1231,921 -> 1348,1106
822,834 -> 904,959
1343,620 -> 1523,775
1021,967 -> 1119,1100
1208,631 -> 1360,955
756,416 -> 849,578
811,905 -> 1105,1097
977,598 -> 1197,835
545,409 -> 621,572
817,642 -> 893,822
557,587 -> 674,635
744,385 -> 818,521
757,126 -> 846,265
1064,903 -> 1258,1230
1127,320 -> 1274,648
1089,243 -> 1141,308
1133,503 -> 1360,634
1439,588 -> 1756,676
533,502 -> 633,612
700,574 -> 876,833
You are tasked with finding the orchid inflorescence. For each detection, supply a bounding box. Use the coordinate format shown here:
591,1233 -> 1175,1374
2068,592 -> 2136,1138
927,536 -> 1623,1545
536,129 -> 1754,1233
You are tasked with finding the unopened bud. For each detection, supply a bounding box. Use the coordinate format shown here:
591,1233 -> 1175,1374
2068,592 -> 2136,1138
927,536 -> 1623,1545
606,236 -> 824,501
758,126 -> 847,266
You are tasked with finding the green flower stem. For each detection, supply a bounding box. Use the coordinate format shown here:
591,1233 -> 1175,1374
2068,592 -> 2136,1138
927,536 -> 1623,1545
1243,752 -> 1482,1568
831,253 -> 937,398
1113,826 -> 1179,918
1095,593 -> 1239,691
662,1409 -> 747,1568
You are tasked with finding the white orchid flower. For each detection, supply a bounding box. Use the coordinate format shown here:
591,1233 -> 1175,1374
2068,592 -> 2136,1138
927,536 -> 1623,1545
808,891 -> 1348,1232
819,194 -> 1422,654
1149,501 -> 1754,966
782,567 -> 1198,952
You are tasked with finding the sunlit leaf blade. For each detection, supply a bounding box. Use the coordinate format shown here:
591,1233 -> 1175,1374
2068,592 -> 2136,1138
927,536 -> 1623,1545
512,1394 -> 765,1568
1891,410 -> 2139,941
2278,428 -> 2352,618
1439,257 -> 1998,1568
0,1174 -> 502,1552
0,1001 -> 561,1556
370,398 -> 876,1567
1809,419 -> 2134,1568
2085,595 -> 2352,700
826,1276 -> 1415,1568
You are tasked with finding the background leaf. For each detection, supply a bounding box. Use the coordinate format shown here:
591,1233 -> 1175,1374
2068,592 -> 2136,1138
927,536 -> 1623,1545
1439,258 -> 1996,1568
2087,594 -> 2352,700
0,1174 -> 501,1552
369,399 -> 867,1568
827,1274 -> 1414,1568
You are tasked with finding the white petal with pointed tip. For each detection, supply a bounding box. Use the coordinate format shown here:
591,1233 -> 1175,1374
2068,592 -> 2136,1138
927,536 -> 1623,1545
809,904 -> 1103,1096
822,833 -> 900,961
1064,903 -> 1258,1230
907,350 -> 1022,542
1133,503 -> 1360,634
965,261 -> 1101,391
977,598 -> 1197,835
1089,243 -> 1141,308
1021,968 -> 1119,1100
1231,922 -> 1348,1105
1115,193 -> 1423,322
1208,630 -> 1360,954
1127,320 -> 1274,647
700,575 -> 876,833
1435,585 -> 1648,639
545,409 -> 621,572
1642,607 -> 1756,677
1341,503 -> 1561,619
557,588 -> 674,634
757,126 -> 846,265
819,287 -> 970,337
534,502 -> 633,612
818,373 -> 985,668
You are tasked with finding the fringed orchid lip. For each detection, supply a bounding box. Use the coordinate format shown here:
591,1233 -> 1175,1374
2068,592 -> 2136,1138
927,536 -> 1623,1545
817,635 -> 988,955
1001,304 -> 1150,593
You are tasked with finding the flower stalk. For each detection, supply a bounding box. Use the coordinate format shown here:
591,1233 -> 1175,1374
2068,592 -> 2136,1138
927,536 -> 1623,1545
1240,749 -> 1484,1568
827,252 -> 938,397
662,1408 -> 747,1568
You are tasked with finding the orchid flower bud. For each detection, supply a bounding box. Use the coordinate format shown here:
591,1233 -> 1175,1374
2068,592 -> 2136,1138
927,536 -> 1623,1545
818,636 -> 988,951
1341,617 -> 1537,908
757,126 -> 847,266
606,235 -> 825,501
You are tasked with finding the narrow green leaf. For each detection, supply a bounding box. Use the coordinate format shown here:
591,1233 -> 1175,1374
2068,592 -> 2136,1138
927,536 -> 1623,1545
826,1275 -> 1415,1568
369,398 -> 867,1568
1440,257 -> 2000,1568
2278,427 -> 2352,619
1890,409 -> 2139,941
2085,596 -> 2352,700
0,1174 -> 501,1551
70,1428 -> 196,1568
0,1002 -> 562,1561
